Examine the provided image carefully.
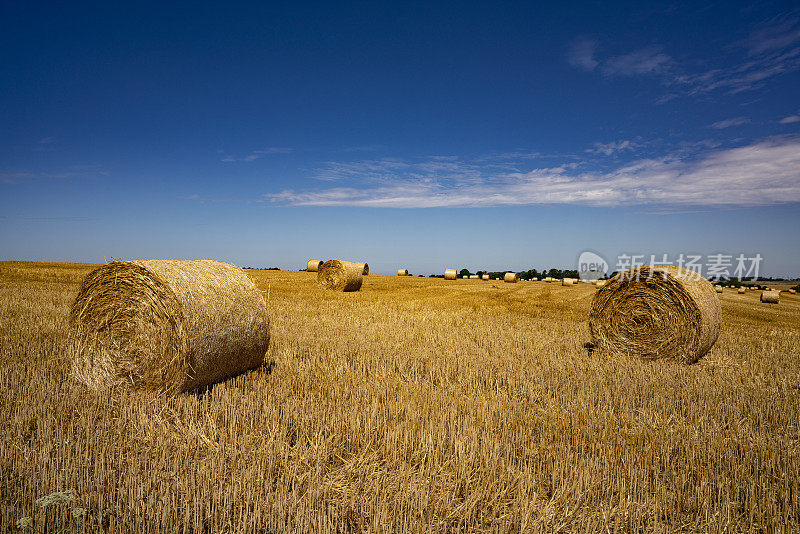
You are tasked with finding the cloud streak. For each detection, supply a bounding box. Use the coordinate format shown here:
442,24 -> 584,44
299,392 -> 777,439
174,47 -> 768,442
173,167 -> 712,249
586,140 -> 639,156
264,137 -> 800,209
678,17 -> 800,95
0,166 -> 105,184
567,38 -> 598,71
569,17 -> 800,96
710,117 -> 751,129
601,47 -> 671,77
221,147 -> 293,162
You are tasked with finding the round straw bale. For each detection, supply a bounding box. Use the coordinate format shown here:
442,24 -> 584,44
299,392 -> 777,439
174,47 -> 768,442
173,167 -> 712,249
397,268 -> 409,276
789,289 -> 796,294
532,277 -> 538,281
444,269 -> 457,280
715,285 -> 723,293
355,262 -> 369,275
760,290 -> 780,303
481,274 -> 489,280
306,259 -> 323,272
589,265 -> 721,364
469,274 -> 479,279
318,260 -> 363,292
504,272 -> 519,283
738,287 -> 746,294
562,278 -> 575,286
70,260 -> 269,393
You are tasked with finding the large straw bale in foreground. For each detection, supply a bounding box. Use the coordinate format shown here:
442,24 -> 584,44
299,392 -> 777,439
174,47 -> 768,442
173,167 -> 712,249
355,262 -> 369,275
589,265 -> 721,364
306,259 -> 323,272
397,269 -> 409,276
70,260 -> 269,393
504,272 -> 519,283
444,269 -> 457,280
318,260 -> 363,292
761,290 -> 780,303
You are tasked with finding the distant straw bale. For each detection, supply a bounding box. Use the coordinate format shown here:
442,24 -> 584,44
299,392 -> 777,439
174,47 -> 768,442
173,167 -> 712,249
761,291 -> 780,304
318,260 -> 364,292
589,265 -> 721,364
306,260 -> 323,272
504,272 -> 519,283
444,269 -> 457,280
738,287 -> 746,294
715,286 -> 724,293
70,260 -> 269,393
397,269 -> 409,276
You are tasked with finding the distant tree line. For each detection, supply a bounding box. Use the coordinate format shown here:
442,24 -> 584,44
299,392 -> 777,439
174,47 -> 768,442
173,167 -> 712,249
429,268 -> 584,280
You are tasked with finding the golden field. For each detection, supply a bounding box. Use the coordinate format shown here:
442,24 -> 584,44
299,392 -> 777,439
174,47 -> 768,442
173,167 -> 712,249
1,261 -> 799,532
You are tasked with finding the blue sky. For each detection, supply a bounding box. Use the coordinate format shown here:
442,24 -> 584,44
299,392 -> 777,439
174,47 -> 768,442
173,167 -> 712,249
1,1 -> 799,276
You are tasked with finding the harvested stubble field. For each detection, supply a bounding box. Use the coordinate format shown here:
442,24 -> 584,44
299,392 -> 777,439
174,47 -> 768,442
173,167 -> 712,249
1,262 -> 799,532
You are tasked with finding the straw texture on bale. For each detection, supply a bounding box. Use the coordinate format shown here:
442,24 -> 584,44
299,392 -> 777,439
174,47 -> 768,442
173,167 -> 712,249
504,272 -> 519,283
738,287 -> 746,294
589,265 -> 721,364
306,259 -> 323,272
715,286 -> 724,293
761,290 -> 780,304
444,269 -> 457,280
70,260 -> 269,393
397,269 -> 409,276
317,260 -> 363,292
355,262 -> 369,275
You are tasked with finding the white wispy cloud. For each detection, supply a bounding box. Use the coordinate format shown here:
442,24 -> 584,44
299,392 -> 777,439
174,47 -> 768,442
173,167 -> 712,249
567,38 -> 598,71
567,39 -> 671,78
710,117 -> 751,129
0,165 -> 106,184
601,47 -> 672,77
678,17 -> 800,95
586,140 -> 638,156
570,17 -> 800,97
221,147 -> 293,162
779,113 -> 800,124
263,137 -> 800,208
